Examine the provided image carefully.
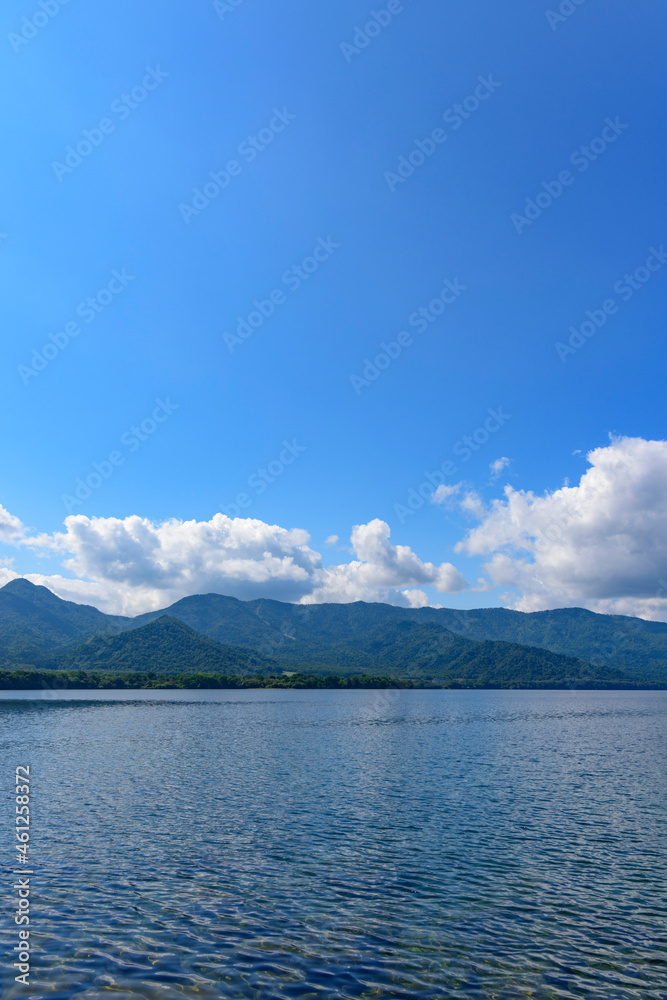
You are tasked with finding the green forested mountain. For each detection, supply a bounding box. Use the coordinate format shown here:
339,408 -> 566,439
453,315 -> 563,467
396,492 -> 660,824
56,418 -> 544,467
1,579 -> 665,687
54,614 -> 624,687
0,578 -> 128,663
411,605 -> 667,680
56,616 -> 275,676
134,593 -> 282,647
136,594 -> 667,682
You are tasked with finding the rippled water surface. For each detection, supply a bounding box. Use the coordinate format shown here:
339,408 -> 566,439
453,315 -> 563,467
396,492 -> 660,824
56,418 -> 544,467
1,688 -> 666,999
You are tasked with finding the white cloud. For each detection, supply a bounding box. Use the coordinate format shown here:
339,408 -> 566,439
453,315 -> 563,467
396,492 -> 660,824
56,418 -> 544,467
50,513 -> 321,614
0,566 -> 19,588
10,572 -> 123,611
304,519 -> 467,605
0,512 -> 468,615
401,588 -> 430,608
456,436 -> 667,620
431,482 -> 485,518
430,483 -> 461,505
459,490 -> 485,518
0,504 -> 26,542
7,438 -> 664,621
489,456 -> 510,480
324,534 -> 339,546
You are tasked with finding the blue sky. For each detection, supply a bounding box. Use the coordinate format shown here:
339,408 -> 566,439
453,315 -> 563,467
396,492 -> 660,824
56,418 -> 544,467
1,0 -> 666,617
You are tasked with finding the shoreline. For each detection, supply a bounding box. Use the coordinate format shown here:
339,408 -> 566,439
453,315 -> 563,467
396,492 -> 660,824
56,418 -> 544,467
1,669 -> 665,692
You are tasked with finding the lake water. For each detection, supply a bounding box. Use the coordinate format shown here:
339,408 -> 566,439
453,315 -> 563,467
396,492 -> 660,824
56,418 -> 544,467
1,688 -> 666,999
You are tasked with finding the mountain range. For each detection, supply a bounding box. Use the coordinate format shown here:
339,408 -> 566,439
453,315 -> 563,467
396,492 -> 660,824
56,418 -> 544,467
1,578 -> 665,687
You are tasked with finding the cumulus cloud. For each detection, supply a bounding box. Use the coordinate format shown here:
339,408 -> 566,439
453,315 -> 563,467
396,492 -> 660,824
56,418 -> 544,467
456,436 -> 667,620
303,519 -> 467,605
48,514 -> 321,614
0,512 -> 468,615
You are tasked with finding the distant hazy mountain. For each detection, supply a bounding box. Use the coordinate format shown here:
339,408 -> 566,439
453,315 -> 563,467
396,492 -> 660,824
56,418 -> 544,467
0,579 -> 665,686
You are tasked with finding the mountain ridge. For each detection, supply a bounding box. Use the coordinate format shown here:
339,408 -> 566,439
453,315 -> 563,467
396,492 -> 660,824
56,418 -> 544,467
1,578 -> 665,686
0,578 -> 129,663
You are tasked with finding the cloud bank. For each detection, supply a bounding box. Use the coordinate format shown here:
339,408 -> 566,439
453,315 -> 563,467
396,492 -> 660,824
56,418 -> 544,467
454,436 -> 667,619
0,511 -> 467,615
2,436 -> 666,620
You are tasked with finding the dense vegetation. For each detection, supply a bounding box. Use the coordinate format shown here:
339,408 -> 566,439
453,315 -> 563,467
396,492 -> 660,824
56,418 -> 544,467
0,669 -> 658,692
0,669 -> 439,691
